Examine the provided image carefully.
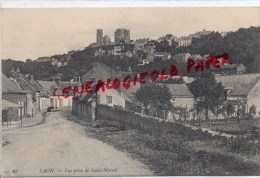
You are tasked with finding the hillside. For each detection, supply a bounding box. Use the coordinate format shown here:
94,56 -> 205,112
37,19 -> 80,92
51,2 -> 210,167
2,26 -> 260,81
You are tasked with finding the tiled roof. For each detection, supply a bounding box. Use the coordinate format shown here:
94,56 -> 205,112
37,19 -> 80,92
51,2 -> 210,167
78,84 -> 97,102
31,80 -> 43,89
119,82 -> 141,103
37,80 -> 59,97
38,80 -> 57,89
2,99 -> 22,110
2,74 -> 26,94
215,74 -> 260,96
82,62 -> 116,82
48,81 -> 80,96
16,75 -> 42,92
163,84 -> 194,98
59,81 -> 80,89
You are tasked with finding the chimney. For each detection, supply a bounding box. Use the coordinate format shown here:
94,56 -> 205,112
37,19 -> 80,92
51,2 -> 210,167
25,74 -> 30,79
30,75 -> 34,82
116,66 -> 118,75
52,77 -> 61,87
16,67 -> 20,73
128,66 -> 132,72
118,66 -> 122,76
56,77 -> 61,86
11,67 -> 16,77
78,76 -> 81,84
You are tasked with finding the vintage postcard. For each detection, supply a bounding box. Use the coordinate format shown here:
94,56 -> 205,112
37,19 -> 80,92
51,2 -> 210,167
1,3 -> 260,177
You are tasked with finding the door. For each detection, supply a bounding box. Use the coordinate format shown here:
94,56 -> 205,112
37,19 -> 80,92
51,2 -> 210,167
60,99 -> 63,107
55,99 -> 57,109
50,98 -> 54,107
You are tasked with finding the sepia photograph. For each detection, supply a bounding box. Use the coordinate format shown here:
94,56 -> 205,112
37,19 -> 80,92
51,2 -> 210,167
1,4 -> 260,176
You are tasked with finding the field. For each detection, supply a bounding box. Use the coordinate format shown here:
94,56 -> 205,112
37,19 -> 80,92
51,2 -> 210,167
187,118 -> 260,139
75,115 -> 260,176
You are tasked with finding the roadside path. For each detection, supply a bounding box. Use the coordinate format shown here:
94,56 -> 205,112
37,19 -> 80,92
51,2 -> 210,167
2,109 -> 153,176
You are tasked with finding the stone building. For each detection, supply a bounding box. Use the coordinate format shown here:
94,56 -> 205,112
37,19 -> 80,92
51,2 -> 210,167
216,74 -> 260,116
114,28 -> 130,44
96,29 -> 104,46
103,35 -> 111,45
2,73 -> 28,121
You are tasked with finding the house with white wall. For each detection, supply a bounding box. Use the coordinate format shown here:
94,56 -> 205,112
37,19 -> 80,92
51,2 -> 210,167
216,74 -> 260,116
37,79 -> 79,109
160,84 -> 194,120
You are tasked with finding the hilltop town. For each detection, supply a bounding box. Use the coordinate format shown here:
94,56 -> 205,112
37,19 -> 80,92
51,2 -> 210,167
2,26 -> 260,176
2,26 -> 259,80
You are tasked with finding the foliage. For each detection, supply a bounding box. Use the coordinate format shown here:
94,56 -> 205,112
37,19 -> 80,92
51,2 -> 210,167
2,26 -> 259,81
236,103 -> 245,122
190,32 -> 224,56
97,105 -> 260,176
154,39 -> 179,54
249,105 -> 257,117
188,27 -> 260,73
226,102 -> 235,117
178,107 -> 189,121
134,83 -> 173,117
189,71 -> 226,120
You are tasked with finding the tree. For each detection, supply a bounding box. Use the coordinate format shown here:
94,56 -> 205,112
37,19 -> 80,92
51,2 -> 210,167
179,107 -> 189,122
226,102 -> 235,118
189,71 -> 226,120
194,101 -> 204,127
190,32 -> 224,56
26,59 -> 33,63
134,83 -> 173,119
186,27 -> 260,73
155,40 -> 170,52
249,105 -> 257,118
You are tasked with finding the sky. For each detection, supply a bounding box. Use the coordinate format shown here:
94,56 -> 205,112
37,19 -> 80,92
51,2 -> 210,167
1,7 -> 260,61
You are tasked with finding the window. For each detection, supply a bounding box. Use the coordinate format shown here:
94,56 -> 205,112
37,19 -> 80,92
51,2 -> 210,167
106,96 -> 112,105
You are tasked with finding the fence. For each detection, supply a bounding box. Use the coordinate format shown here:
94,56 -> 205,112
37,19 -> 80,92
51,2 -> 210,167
98,105 -> 222,140
96,104 -> 259,153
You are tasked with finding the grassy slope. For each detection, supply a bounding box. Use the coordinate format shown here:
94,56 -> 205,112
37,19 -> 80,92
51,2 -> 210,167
78,119 -> 260,176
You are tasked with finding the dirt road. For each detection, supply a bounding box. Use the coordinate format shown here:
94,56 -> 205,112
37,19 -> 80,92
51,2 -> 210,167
2,109 -> 153,176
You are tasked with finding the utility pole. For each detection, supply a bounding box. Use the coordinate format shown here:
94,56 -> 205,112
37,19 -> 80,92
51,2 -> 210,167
20,109 -> 23,126
91,77 -> 99,127
95,91 -> 99,126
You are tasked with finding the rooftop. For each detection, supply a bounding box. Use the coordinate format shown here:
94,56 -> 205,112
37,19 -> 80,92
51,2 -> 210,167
38,80 -> 57,89
119,82 -> 141,103
2,74 -> 26,94
163,84 -> 194,98
82,62 -> 117,82
215,74 -> 260,96
2,99 -> 22,110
